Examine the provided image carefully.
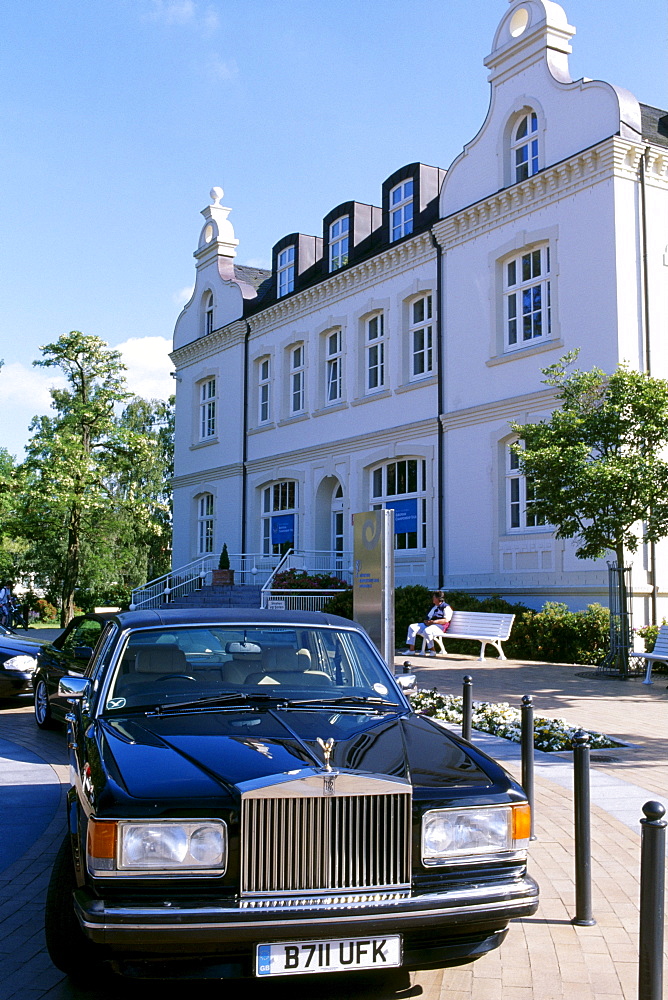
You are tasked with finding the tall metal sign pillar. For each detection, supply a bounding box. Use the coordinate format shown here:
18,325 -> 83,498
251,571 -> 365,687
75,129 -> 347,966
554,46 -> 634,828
352,510 -> 395,665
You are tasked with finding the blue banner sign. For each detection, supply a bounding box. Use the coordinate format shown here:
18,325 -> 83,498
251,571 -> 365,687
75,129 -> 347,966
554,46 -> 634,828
271,514 -> 295,545
392,499 -> 417,533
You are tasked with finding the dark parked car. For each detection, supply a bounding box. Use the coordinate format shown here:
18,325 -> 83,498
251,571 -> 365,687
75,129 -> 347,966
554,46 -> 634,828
33,613 -> 115,728
0,631 -> 43,699
46,608 -> 538,981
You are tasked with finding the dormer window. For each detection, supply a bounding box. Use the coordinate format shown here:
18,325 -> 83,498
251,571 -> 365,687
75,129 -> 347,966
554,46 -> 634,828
390,180 -> 413,240
277,246 -> 295,297
329,216 -> 349,271
204,292 -> 214,336
512,111 -> 539,182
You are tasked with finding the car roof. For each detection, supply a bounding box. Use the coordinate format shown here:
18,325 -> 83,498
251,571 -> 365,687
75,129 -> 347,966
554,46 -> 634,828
105,607 -> 361,631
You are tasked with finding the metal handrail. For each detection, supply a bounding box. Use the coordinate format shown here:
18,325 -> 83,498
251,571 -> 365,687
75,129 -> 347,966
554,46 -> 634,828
131,552 -> 278,610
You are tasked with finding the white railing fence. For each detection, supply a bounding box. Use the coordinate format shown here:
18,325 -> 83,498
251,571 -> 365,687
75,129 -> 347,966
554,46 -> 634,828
130,552 -> 280,610
260,549 -> 352,611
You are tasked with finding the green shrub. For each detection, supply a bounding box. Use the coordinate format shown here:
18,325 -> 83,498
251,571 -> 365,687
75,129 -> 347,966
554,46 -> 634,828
634,621 -> 667,653
273,570 -> 351,591
326,588 -> 610,664
506,602 -> 610,665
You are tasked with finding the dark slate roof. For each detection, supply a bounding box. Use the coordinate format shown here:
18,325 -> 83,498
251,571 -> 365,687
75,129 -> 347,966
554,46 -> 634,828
640,104 -> 668,149
234,264 -> 271,290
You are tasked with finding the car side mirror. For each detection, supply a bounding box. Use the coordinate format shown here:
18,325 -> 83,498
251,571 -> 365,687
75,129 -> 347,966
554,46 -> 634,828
396,673 -> 417,695
59,675 -> 91,701
74,645 -> 94,661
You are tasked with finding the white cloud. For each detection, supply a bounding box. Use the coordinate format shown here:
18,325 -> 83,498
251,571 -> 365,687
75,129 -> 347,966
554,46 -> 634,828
0,339 -> 174,460
145,0 -> 219,31
205,55 -> 238,82
0,362 -> 65,459
173,285 -> 194,305
117,336 -> 174,402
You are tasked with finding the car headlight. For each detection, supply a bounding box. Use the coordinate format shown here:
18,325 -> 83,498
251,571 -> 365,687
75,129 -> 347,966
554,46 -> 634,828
422,804 -> 530,865
2,654 -> 37,673
88,819 -> 228,876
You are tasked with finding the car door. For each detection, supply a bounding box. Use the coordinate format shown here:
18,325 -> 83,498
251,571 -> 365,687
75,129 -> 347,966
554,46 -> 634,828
43,617 -> 105,721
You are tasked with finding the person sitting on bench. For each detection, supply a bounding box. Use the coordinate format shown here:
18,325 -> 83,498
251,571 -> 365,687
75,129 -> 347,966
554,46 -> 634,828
404,591 -> 453,656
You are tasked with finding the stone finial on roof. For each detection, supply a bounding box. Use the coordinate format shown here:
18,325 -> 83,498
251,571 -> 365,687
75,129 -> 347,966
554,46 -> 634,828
196,184 -> 239,260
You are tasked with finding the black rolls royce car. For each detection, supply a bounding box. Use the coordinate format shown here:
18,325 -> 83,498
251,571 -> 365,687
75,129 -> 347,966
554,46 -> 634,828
47,608 -> 538,981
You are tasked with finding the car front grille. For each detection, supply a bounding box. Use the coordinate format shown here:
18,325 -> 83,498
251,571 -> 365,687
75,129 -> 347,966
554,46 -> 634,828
241,778 -> 412,895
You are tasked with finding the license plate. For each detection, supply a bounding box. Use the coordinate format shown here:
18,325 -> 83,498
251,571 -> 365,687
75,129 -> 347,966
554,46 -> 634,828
256,934 -> 402,976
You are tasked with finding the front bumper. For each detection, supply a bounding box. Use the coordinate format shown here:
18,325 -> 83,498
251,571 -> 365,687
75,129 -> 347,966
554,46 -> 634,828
75,876 -> 538,975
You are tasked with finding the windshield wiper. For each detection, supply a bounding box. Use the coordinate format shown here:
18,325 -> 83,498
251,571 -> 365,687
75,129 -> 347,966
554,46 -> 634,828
282,695 -> 400,709
145,692 -> 282,715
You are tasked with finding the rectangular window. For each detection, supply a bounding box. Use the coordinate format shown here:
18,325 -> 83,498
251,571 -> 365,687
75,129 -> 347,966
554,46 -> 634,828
197,494 -> 214,553
290,346 -> 305,414
366,313 -> 385,392
390,179 -> 413,241
329,216 -> 349,271
277,246 -> 295,297
326,329 -> 342,403
258,358 -> 270,423
199,378 -> 216,439
504,246 -> 551,351
507,444 -> 546,531
410,295 -> 433,379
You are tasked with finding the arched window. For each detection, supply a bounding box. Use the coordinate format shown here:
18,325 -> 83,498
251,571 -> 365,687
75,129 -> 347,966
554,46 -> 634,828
389,179 -> 413,241
370,459 -> 427,550
511,110 -> 539,183
197,493 -> 214,553
204,292 -> 214,336
262,481 -> 298,555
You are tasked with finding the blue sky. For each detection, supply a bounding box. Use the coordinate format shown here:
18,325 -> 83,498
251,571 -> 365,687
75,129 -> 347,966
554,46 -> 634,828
0,0 -> 665,459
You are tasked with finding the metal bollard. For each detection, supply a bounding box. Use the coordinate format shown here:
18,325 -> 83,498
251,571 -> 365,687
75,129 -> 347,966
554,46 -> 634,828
572,730 -> 596,926
639,800 -> 666,1000
462,675 -> 473,742
521,695 -> 535,840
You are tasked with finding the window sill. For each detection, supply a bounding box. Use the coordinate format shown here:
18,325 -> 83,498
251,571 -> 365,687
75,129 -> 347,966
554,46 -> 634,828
190,437 -> 219,451
277,413 -> 309,427
395,374 -> 438,393
351,389 -> 392,406
487,338 -> 564,367
312,401 -> 349,417
248,422 -> 277,435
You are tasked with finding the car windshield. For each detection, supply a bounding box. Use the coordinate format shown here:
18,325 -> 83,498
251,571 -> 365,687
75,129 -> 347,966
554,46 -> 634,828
102,625 -> 403,714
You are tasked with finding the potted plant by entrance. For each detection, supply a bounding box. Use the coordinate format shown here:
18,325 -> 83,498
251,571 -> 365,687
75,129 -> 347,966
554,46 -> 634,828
212,544 -> 235,585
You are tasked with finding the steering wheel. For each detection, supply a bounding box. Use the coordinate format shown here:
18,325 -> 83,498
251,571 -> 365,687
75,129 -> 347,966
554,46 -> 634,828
156,674 -> 197,682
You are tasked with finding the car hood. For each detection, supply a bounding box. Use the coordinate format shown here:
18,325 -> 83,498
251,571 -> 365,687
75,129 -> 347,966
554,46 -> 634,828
99,707 -> 498,802
0,635 -> 43,658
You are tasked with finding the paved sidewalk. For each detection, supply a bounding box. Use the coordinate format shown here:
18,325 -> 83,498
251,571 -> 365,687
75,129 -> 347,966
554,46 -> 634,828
0,653 -> 665,999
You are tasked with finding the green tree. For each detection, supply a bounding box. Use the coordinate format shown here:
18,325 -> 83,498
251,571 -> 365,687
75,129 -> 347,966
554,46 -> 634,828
13,332 -> 171,624
511,353 -> 668,569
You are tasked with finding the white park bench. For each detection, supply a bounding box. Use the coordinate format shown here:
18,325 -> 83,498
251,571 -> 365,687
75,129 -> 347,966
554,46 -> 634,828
430,611 -> 515,661
628,623 -> 668,685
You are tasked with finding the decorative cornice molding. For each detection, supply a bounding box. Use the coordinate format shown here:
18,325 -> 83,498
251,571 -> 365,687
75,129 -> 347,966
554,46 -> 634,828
171,462 -> 243,490
244,417 -> 439,478
248,232 -> 435,336
433,137 -> 668,250
170,319 -> 247,367
441,387 -> 556,431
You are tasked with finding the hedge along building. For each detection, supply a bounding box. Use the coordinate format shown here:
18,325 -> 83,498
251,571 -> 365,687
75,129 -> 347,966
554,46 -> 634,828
169,0 -> 668,618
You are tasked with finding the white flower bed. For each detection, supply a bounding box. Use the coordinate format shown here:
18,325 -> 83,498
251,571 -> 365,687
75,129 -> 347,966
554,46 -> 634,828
410,688 -> 620,752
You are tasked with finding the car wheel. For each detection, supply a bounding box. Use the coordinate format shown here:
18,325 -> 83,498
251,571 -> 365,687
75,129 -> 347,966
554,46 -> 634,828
45,836 -> 106,977
34,678 -> 55,730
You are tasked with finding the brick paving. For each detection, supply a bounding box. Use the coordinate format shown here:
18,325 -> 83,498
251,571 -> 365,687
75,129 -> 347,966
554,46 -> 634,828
0,652 -> 665,999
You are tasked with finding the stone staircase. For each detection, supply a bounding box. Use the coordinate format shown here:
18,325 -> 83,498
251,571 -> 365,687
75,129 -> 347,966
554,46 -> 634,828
168,584 -> 263,610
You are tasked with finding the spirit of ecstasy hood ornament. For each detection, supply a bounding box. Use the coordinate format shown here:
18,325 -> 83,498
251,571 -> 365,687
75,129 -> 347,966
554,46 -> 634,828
316,737 -> 335,772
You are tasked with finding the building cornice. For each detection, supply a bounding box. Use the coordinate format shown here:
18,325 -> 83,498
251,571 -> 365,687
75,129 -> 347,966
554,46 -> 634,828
247,232 -> 435,336
244,417 -> 439,479
433,137 -> 668,250
441,387 -> 556,431
170,319 -> 247,367
171,462 -> 243,490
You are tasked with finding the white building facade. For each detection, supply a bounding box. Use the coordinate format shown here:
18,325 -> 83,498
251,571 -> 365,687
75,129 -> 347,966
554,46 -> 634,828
170,0 -> 668,620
